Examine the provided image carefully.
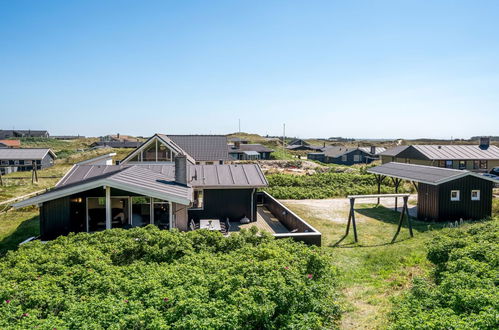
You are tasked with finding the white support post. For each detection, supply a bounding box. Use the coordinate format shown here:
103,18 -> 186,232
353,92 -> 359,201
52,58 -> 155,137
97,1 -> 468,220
169,201 -> 173,230
105,186 -> 111,229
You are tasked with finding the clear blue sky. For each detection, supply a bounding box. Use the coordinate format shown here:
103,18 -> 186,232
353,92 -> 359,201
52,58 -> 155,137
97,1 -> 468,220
1,1 -> 498,139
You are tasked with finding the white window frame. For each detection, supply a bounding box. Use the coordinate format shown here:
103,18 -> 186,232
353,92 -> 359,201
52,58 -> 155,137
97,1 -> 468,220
341,155 -> 347,162
450,190 -> 460,201
353,154 -> 361,162
471,190 -> 480,201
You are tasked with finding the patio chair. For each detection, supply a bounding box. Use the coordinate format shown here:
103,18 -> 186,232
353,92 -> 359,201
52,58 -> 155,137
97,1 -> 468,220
189,219 -> 199,231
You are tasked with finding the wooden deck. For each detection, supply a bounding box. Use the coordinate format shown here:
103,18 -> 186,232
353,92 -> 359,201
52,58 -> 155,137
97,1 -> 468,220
229,206 -> 289,234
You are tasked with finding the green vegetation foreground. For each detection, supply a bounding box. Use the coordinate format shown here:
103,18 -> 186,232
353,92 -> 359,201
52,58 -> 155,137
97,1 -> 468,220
390,219 -> 499,329
0,227 -> 341,329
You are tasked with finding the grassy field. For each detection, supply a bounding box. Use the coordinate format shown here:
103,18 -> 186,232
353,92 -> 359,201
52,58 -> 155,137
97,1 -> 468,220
283,200 -> 498,329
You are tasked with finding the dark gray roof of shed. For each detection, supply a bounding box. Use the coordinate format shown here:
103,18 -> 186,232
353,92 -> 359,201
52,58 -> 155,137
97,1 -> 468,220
167,135 -> 230,161
367,162 -> 499,185
0,148 -> 56,160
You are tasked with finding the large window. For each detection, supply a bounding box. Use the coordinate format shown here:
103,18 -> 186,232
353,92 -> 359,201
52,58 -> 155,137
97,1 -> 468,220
479,160 -> 488,169
131,197 -> 151,227
458,160 -> 466,170
111,198 -> 129,228
445,160 -> 453,168
473,160 -> 480,169
153,199 -> 170,229
87,197 -> 129,231
87,197 -> 106,232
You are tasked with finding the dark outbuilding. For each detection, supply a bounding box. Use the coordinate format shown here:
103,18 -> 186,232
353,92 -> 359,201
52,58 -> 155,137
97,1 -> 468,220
368,162 -> 499,221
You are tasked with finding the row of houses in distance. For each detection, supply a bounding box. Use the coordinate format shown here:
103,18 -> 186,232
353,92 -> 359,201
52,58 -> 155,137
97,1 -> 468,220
379,137 -> 499,172
306,137 -> 499,172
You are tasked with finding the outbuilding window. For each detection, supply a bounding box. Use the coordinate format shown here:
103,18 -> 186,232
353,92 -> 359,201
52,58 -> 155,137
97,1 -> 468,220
471,190 -> 480,201
450,190 -> 460,201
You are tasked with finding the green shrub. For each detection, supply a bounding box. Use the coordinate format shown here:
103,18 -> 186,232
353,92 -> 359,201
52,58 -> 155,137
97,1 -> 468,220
0,226 -> 341,329
265,172 -> 410,199
389,219 -> 499,329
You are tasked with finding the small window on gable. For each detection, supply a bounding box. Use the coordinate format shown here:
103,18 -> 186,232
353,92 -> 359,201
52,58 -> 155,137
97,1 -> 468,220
190,189 -> 204,209
471,190 -> 480,201
450,190 -> 460,201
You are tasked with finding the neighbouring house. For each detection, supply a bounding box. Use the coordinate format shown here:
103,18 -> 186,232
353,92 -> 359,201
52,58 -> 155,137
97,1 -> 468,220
287,138 -> 309,146
228,141 -> 274,160
286,139 -> 323,151
380,138 -> 499,172
91,141 -> 143,149
307,146 -> 386,165
0,130 -> 49,139
120,134 -> 230,165
0,148 -> 56,175
0,140 -> 21,148
13,156 -> 264,239
368,162 -> 499,221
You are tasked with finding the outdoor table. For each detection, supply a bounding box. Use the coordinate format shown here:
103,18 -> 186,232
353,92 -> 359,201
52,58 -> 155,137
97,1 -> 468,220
199,219 -> 221,231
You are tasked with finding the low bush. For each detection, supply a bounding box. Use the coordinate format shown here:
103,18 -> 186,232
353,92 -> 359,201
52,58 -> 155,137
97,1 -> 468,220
389,219 -> 499,329
265,172 -> 410,199
0,226 -> 341,329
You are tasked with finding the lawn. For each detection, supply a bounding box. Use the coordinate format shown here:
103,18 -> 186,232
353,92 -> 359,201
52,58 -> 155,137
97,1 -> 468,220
282,201 -> 464,329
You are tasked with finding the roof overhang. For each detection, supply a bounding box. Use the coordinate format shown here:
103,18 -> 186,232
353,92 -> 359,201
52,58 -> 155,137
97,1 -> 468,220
368,163 -> 499,185
13,178 -> 192,208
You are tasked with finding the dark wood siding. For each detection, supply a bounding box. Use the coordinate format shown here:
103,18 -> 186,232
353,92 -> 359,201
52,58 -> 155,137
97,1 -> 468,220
437,176 -> 493,221
417,183 -> 440,221
188,189 -> 256,222
40,197 -> 70,240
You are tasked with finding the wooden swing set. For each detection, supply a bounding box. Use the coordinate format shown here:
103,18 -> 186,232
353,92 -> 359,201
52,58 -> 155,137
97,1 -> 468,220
333,193 -> 414,246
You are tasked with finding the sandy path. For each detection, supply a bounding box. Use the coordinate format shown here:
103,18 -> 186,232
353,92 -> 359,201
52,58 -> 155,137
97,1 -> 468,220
281,194 -> 418,222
